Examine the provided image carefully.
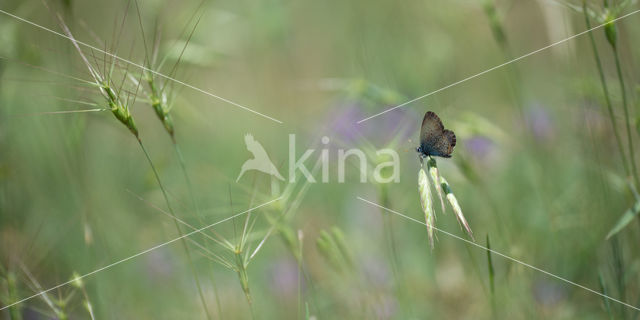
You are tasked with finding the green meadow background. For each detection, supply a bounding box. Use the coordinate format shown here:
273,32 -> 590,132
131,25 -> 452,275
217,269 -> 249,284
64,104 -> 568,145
1,0 -> 640,318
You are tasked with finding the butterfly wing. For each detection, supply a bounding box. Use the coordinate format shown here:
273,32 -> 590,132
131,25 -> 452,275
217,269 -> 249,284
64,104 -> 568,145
435,129 -> 456,157
419,111 -> 456,157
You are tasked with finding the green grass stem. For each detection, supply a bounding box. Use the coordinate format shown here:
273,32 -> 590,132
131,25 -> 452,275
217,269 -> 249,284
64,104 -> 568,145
583,2 -> 631,178
137,138 -> 211,320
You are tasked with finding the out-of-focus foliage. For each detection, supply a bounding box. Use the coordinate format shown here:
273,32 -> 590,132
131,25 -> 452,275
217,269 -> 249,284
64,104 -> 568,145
1,0 -> 640,318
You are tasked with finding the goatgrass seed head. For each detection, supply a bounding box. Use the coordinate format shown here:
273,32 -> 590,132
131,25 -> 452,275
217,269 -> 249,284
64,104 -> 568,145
56,15 -> 140,138
419,168 -> 435,250
146,76 -> 175,136
100,82 -> 138,136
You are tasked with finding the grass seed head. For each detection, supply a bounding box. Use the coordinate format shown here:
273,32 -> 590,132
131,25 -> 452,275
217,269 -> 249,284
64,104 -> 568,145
440,176 -> 474,241
482,0 -> 507,47
70,272 -> 83,289
603,10 -> 618,48
419,168 -> 435,249
427,157 -> 446,213
145,70 -> 175,136
316,227 -> 354,273
55,14 -> 140,138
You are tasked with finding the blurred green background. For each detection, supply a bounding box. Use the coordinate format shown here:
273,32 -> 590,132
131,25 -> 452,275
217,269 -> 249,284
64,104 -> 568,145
1,0 -> 640,318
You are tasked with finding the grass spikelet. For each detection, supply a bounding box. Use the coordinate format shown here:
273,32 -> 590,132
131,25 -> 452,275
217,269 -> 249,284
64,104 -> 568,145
418,168 -> 435,249
51,9 -> 214,317
71,272 -> 96,320
133,0 -> 202,140
440,175 -> 474,241
316,227 -> 355,274
419,157 -> 474,244
234,248 -> 253,306
53,12 -> 139,137
426,157 -> 446,213
144,69 -> 174,135
482,0 -> 508,50
101,82 -> 139,137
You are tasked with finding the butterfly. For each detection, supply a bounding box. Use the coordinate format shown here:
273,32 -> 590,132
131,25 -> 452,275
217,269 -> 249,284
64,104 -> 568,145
416,111 -> 456,158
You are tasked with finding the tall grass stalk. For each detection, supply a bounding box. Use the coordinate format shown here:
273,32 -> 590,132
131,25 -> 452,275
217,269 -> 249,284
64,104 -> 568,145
19,262 -> 67,320
296,230 -> 304,319
52,11 -> 213,318
486,235 -> 497,317
377,182 -> 408,315
235,249 -> 254,308
259,167 -> 323,317
132,3 -> 220,316
601,0 -> 639,186
136,140 -> 212,319
598,270 -> 614,320
611,40 -> 639,187
611,236 -> 626,318
5,271 -> 22,320
129,188 -> 265,317
582,1 -> 631,179
482,0 -> 525,118
71,272 -> 95,320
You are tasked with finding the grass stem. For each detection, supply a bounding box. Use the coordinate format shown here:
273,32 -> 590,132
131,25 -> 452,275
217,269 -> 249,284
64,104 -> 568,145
612,45 -> 639,187
172,139 -> 223,318
583,2 -> 631,178
6,272 -> 22,320
136,138 -> 212,320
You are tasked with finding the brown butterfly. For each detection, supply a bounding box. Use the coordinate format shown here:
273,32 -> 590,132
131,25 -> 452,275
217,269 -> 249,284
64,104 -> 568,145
416,111 -> 456,158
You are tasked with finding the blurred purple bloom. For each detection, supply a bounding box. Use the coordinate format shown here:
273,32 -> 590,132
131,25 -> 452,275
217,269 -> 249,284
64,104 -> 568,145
145,249 -> 175,279
361,256 -> 397,318
372,294 -> 397,319
268,258 -> 301,297
532,279 -> 566,308
525,103 -> 554,141
361,256 -> 392,288
465,135 -> 494,159
328,102 -> 418,147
